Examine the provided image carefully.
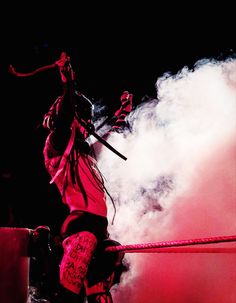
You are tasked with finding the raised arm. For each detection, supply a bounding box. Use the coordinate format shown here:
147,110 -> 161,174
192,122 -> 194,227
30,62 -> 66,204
92,90 -> 133,158
110,90 -> 133,133
42,52 -> 77,150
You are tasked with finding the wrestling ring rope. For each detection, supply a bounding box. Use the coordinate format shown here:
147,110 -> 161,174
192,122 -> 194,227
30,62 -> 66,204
105,234 -> 236,253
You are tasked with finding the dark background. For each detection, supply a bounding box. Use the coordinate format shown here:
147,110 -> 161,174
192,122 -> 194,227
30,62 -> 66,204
0,4 -> 235,234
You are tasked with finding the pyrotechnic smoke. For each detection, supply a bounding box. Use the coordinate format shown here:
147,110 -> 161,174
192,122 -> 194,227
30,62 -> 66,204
96,58 -> 236,303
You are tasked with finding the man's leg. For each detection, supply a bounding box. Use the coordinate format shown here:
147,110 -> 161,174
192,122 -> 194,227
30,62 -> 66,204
59,231 -> 97,296
85,275 -> 114,303
85,239 -> 127,303
85,257 -> 116,303
55,285 -> 86,303
87,291 -> 113,303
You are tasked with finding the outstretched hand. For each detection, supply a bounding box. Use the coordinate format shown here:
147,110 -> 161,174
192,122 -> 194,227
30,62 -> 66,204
120,90 -> 133,103
55,51 -> 74,83
114,90 -> 133,117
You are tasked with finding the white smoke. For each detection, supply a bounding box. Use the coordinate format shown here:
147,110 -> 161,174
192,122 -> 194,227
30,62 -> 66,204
96,58 -> 236,303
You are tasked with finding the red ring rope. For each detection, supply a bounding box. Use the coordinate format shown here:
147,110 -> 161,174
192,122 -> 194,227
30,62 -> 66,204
105,235 -> 236,253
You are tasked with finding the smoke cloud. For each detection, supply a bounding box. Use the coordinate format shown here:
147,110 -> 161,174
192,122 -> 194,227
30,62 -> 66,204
96,58 -> 236,303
